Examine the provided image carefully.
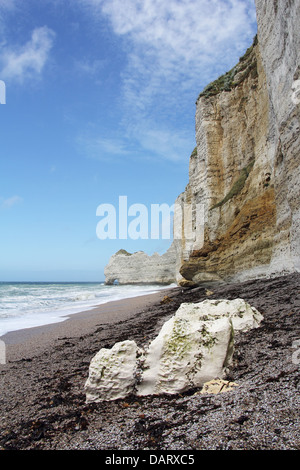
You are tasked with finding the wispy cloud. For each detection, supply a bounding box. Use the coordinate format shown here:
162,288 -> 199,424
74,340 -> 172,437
0,0 -> 16,16
0,26 -> 55,83
80,0 -> 256,104
0,195 -> 23,209
0,0 -> 16,38
74,58 -> 105,78
76,0 -> 257,161
77,132 -> 132,161
128,121 -> 193,162
77,118 -> 192,163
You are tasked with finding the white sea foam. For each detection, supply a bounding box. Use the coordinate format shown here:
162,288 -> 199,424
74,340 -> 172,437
0,282 -> 175,337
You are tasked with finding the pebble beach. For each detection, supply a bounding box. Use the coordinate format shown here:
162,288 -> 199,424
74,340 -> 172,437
0,274 -> 299,450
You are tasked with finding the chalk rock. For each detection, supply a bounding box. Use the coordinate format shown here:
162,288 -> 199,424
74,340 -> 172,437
137,298 -> 262,396
255,0 -> 300,274
176,38 -> 278,286
200,379 -> 239,395
85,340 -> 143,403
176,0 -> 300,286
179,298 -> 264,333
85,299 -> 263,401
137,313 -> 234,397
104,244 -> 177,285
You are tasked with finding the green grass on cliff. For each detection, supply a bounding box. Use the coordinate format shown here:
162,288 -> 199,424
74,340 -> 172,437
197,35 -> 258,101
191,147 -> 197,158
116,249 -> 132,256
210,159 -> 255,211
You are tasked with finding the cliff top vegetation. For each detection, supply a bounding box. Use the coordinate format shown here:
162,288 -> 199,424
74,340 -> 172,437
197,35 -> 258,101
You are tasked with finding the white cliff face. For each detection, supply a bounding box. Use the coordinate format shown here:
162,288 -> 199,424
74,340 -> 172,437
85,299 -> 263,402
255,0 -> 300,274
176,41 -> 278,285
175,0 -> 300,286
104,244 -> 177,285
103,1 -> 299,287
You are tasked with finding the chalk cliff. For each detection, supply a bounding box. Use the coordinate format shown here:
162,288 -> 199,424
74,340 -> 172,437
104,245 -> 177,285
176,0 -> 300,286
104,0 -> 299,287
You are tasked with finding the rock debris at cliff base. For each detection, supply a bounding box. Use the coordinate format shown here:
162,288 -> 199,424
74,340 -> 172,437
85,299 -> 263,402
0,273 -> 299,450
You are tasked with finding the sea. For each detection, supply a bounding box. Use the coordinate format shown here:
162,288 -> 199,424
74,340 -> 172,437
0,282 -> 175,337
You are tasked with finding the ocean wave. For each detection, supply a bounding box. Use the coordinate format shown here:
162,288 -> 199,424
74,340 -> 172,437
74,293 -> 98,301
0,282 -> 173,337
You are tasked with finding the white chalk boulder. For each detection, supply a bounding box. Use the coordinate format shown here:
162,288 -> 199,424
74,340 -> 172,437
177,298 -> 264,332
85,299 -> 263,401
85,340 -> 143,403
137,310 -> 234,396
137,298 -> 262,396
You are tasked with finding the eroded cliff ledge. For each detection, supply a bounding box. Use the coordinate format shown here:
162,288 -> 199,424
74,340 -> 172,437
176,0 -> 300,286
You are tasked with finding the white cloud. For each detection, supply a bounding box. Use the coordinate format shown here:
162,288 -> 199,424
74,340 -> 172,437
0,0 -> 16,37
1,195 -> 23,209
77,0 -> 257,162
74,58 -> 104,76
129,121 -> 193,162
0,26 -> 55,83
78,121 -> 193,163
81,0 -> 257,96
0,0 -> 16,14
77,133 -> 132,161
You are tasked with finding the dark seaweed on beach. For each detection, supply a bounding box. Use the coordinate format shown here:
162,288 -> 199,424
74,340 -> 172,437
0,274 -> 300,450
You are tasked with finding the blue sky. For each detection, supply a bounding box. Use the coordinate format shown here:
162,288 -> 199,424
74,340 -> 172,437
0,0 -> 257,282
